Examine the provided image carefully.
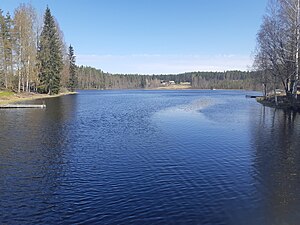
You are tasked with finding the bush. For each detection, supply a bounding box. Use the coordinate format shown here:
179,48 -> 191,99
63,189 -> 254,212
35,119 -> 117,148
37,85 -> 47,94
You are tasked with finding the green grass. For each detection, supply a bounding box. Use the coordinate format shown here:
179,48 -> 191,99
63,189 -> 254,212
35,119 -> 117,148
0,91 -> 14,97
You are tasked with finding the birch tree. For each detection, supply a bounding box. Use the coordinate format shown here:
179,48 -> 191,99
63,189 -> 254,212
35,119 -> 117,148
55,20 -> 69,88
14,4 -> 38,92
255,0 -> 300,101
280,0 -> 300,99
0,10 -> 4,88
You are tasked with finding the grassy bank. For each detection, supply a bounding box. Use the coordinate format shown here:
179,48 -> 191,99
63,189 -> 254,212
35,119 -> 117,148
0,91 -> 77,105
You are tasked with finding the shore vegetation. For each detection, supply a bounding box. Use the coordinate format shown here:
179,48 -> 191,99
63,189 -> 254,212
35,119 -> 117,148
254,0 -> 300,110
0,4 -> 78,96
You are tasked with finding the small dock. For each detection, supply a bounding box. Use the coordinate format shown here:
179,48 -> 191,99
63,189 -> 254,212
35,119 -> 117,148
0,104 -> 46,109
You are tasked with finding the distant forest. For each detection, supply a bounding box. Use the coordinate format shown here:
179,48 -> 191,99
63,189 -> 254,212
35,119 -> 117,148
1,4 -> 260,94
77,66 -> 260,90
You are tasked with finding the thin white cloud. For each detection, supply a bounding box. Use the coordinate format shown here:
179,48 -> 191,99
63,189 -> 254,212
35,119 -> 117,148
77,54 -> 252,74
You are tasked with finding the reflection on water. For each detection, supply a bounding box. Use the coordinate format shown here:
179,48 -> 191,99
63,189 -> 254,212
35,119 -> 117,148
0,95 -> 77,224
251,107 -> 300,225
1,90 -> 300,224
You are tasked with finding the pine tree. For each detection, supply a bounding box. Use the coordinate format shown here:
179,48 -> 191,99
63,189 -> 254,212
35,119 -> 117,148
68,45 -> 77,91
37,6 -> 62,95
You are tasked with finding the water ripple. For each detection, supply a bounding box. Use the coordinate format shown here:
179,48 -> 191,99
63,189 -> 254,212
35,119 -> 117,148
1,90 -> 300,224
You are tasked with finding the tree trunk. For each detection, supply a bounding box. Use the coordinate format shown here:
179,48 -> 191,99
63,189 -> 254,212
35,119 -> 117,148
26,57 -> 30,92
22,73 -> 25,91
263,83 -> 267,97
18,68 -> 21,93
5,67 -> 8,89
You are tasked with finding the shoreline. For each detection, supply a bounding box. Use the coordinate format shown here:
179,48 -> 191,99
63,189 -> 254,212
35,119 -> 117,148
256,96 -> 300,112
0,91 -> 77,106
1,88 -> 259,106
93,87 -> 258,91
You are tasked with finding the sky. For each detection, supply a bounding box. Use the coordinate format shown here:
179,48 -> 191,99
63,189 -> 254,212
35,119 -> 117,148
1,0 -> 268,74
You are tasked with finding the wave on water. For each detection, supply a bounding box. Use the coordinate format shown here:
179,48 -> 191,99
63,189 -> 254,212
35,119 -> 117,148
157,97 -> 220,115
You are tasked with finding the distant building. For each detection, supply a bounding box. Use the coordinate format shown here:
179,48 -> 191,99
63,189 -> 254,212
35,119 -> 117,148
160,80 -> 176,86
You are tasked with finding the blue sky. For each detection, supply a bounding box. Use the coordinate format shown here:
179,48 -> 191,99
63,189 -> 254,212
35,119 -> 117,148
1,0 -> 268,74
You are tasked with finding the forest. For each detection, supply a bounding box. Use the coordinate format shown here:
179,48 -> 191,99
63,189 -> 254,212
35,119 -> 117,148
1,3 -> 260,94
77,66 -> 260,90
0,4 -> 76,95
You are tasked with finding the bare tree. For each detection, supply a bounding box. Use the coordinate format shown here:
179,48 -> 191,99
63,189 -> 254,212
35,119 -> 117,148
55,20 -> 69,89
0,10 -> 4,88
280,0 -> 300,98
255,0 -> 300,102
14,3 -> 38,92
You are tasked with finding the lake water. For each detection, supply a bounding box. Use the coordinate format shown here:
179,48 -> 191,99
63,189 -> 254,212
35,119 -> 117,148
1,90 -> 300,225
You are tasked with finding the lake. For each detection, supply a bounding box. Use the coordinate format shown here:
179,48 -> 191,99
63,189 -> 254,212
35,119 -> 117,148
1,90 -> 300,225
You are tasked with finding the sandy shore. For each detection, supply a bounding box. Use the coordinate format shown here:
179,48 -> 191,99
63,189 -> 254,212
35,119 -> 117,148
0,91 -> 77,105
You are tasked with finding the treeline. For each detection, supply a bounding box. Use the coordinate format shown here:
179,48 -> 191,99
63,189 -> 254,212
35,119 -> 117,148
77,66 -> 161,89
190,71 -> 260,90
0,4 -> 76,94
77,66 -> 260,90
1,3 -> 260,93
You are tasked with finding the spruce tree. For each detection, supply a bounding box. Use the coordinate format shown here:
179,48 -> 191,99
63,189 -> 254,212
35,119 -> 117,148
0,10 -> 5,88
4,12 -> 13,89
68,45 -> 77,91
37,6 -> 62,95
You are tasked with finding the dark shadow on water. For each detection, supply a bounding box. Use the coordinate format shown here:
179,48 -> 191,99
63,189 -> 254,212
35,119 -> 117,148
0,94 -> 78,224
251,107 -> 300,225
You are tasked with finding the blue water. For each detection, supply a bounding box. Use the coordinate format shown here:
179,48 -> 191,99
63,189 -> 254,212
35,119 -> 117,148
1,90 -> 300,224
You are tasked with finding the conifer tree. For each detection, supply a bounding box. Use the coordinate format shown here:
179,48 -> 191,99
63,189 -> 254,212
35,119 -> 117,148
37,6 -> 62,95
68,45 -> 77,91
4,12 -> 14,90
0,11 -> 13,90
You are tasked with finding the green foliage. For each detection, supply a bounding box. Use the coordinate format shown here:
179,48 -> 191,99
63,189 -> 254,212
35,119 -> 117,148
68,45 -> 77,91
140,76 -> 146,88
76,66 -> 260,90
37,6 -> 63,95
37,85 -> 47,94
189,71 -> 259,90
